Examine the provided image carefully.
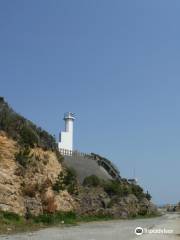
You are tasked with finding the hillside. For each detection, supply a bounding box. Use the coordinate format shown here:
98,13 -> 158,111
0,97 -> 157,228
0,97 -> 57,151
0,131 -> 76,216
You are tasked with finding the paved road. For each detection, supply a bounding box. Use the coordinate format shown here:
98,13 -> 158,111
0,213 -> 179,240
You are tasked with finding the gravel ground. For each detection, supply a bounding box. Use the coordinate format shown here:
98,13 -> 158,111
135,213 -> 180,240
0,213 -> 179,240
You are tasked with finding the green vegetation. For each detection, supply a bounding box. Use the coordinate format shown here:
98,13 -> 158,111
33,211 -> 76,225
15,147 -> 32,168
103,179 -> 151,200
53,167 -> 78,194
0,211 -> 114,234
0,209 -> 159,234
0,211 -> 26,234
54,149 -> 64,163
33,211 -> 116,226
0,97 -> 57,151
145,191 -> 152,201
82,175 -> 151,201
131,185 -> 152,200
19,126 -> 39,148
0,211 -> 21,222
130,184 -> 144,200
0,98 -> 155,235
103,180 -> 125,197
83,175 -> 101,187
0,97 -> 63,170
0,211 -> 76,234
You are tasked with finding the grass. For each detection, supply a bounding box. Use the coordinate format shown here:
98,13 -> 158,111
0,211 -> 161,235
0,211 -> 41,235
33,211 -> 77,225
0,211 -> 115,235
77,214 -> 113,222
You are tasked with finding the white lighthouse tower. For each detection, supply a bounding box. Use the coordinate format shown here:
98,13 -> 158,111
58,112 -> 75,155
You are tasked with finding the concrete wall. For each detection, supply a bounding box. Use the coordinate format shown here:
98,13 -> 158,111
63,153 -> 112,183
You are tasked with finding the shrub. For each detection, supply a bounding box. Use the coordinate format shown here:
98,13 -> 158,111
131,184 -> 145,200
121,185 -> 132,196
103,180 -> 123,197
0,211 -> 21,222
53,168 -> 78,194
19,126 -> 39,147
63,167 -> 77,186
33,213 -> 54,224
138,208 -> 148,216
83,175 -> 101,187
52,172 -> 64,192
15,147 -> 31,168
55,149 -> 64,163
0,98 -> 58,151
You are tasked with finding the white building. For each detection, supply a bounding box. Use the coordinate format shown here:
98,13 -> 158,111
58,112 -> 75,155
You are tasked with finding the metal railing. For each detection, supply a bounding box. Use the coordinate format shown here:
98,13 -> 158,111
63,112 -> 75,120
59,148 -> 121,181
59,148 -> 90,157
59,148 -> 73,156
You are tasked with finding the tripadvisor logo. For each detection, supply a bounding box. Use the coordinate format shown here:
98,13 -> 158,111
135,227 -> 144,236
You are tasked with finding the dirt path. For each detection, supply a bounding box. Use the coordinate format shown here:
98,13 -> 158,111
0,213 -> 179,240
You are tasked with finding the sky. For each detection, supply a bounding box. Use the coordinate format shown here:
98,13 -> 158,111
0,0 -> 180,205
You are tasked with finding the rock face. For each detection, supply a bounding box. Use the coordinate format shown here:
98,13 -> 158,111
0,132 -> 25,215
75,187 -> 111,216
0,131 -> 157,218
74,187 -> 157,218
0,132 -> 76,216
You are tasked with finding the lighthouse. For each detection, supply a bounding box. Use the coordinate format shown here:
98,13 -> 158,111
58,112 -> 75,154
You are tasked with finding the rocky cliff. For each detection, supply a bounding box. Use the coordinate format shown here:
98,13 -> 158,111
0,131 -> 76,216
0,97 -> 157,218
